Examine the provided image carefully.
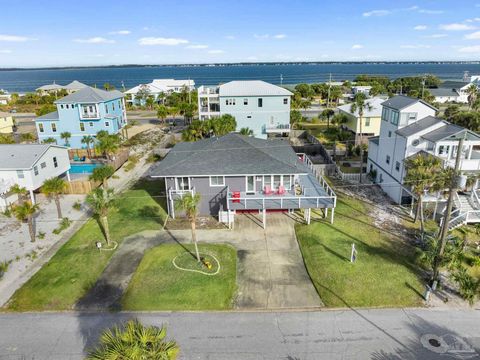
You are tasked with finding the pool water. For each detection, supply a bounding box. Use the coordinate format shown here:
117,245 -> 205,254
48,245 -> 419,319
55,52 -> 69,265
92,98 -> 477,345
69,163 -> 103,174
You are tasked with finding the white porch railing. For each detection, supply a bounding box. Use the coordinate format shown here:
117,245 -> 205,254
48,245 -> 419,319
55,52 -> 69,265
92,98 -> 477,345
167,187 -> 195,219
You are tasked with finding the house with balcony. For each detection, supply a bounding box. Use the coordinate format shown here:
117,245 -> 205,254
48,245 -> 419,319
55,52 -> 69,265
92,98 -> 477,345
151,133 -> 336,228
0,144 -> 71,209
367,95 -> 480,227
35,86 -> 127,148
197,80 -> 293,139
125,79 -> 195,106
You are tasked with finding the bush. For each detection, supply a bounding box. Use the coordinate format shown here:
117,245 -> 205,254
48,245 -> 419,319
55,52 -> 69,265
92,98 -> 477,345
0,260 -> 11,280
146,153 -> 162,163
451,266 -> 480,305
124,155 -> 140,172
38,232 -> 46,240
72,201 -> 82,211
52,217 -> 72,235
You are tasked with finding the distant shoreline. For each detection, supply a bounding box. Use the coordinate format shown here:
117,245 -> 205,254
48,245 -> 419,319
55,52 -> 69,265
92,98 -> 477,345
1,61 -> 480,72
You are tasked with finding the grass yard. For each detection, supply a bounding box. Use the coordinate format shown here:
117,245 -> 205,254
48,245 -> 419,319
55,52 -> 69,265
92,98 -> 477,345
296,194 -> 425,308
122,243 -> 237,311
5,179 -> 168,311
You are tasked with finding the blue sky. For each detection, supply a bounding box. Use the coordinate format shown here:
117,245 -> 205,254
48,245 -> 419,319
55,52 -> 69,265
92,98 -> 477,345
0,0 -> 480,67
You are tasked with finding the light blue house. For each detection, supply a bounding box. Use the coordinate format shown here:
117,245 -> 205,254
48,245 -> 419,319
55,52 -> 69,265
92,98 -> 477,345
198,80 -> 293,139
35,87 -> 127,149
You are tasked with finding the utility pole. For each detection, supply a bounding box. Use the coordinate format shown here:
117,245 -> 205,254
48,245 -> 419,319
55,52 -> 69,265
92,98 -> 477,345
280,74 -> 283,86
433,134 -> 465,289
188,77 -> 191,104
327,73 -> 332,108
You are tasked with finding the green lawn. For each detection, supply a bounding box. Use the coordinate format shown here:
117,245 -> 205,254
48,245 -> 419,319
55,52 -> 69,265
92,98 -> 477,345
122,243 -> 237,310
5,179 -> 168,311
296,194 -> 425,308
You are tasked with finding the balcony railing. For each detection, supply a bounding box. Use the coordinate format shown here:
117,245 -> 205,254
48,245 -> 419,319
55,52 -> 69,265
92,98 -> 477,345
81,113 -> 99,119
265,123 -> 290,132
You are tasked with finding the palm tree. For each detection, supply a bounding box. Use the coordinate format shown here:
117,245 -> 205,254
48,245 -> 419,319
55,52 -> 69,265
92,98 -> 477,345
41,177 -> 67,219
239,127 -> 254,136
175,192 -> 201,262
157,105 -> 169,123
96,134 -> 120,160
123,119 -> 138,139
321,108 -> 335,128
350,93 -> 372,182
81,135 -> 95,159
404,153 -> 443,236
86,187 -> 115,245
12,201 -> 40,242
20,133 -> 36,143
9,184 -> 28,203
60,131 -> 71,147
42,137 -> 57,144
466,84 -> 478,110
168,106 -> 179,121
86,319 -> 179,360
89,165 -> 115,188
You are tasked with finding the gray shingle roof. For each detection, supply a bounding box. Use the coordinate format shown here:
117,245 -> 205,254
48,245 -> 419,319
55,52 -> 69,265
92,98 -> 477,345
395,116 -> 445,137
421,124 -> 473,142
382,95 -> 437,111
36,83 -> 64,91
0,144 -> 65,170
36,111 -> 59,121
55,87 -> 124,104
151,133 -> 308,176
219,80 -> 293,97
430,88 -> 460,97
65,80 -> 88,91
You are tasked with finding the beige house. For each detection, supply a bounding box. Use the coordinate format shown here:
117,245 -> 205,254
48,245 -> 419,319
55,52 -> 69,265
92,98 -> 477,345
337,97 -> 384,145
0,112 -> 14,133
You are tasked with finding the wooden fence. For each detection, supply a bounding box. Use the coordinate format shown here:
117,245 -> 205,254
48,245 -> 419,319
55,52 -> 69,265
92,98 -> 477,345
64,179 -> 101,194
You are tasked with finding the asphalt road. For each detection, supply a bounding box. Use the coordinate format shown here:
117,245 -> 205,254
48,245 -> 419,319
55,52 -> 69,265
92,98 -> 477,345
0,309 -> 479,359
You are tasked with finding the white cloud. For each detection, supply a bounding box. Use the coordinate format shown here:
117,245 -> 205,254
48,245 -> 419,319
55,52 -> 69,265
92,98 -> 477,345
363,9 -> 391,17
224,35 -> 235,40
208,49 -> 224,54
138,37 -> 188,46
74,37 -> 115,44
423,33 -> 448,38
254,34 -> 270,39
439,23 -> 476,31
0,34 -> 31,42
465,31 -> 480,39
109,30 -> 131,35
458,45 -> 480,53
414,25 -> 427,30
352,44 -> 364,49
185,44 -> 208,49
465,17 -> 480,23
400,44 -> 431,49
273,34 -> 286,39
418,9 -> 444,14
0,49 -> 12,54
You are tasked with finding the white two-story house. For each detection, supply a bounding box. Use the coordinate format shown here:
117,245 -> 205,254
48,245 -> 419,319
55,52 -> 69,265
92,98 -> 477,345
367,95 -> 480,205
197,80 -> 292,139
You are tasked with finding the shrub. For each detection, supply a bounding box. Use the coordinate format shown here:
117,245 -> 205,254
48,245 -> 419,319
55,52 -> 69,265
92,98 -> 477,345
52,217 -> 72,235
451,266 -> 480,305
72,201 -> 82,211
38,232 -> 46,240
146,153 -> 162,163
0,260 -> 11,280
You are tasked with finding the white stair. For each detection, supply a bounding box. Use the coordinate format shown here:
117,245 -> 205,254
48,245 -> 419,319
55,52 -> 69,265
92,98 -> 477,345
448,193 -> 480,230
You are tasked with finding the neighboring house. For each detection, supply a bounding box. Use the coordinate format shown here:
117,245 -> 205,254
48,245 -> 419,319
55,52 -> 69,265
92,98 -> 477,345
352,85 -> 372,96
337,97 -> 383,144
35,86 -> 127,148
64,80 -> 88,93
430,88 -> 461,104
197,80 -> 293,139
436,78 -> 480,104
151,133 -> 336,228
367,95 -> 480,207
36,82 -> 65,95
125,79 -> 195,106
0,112 -> 14,133
0,144 -> 70,209
0,90 -> 11,105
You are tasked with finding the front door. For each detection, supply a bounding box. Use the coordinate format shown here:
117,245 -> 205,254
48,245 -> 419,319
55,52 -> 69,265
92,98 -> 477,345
246,176 -> 255,194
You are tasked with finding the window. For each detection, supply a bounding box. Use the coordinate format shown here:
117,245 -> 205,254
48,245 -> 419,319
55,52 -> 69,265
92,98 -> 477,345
89,122 -> 94,127
112,103 -> 115,111
60,105 -> 64,109
391,110 -> 399,126
388,131 -> 392,138
412,139 -> 420,146
81,104 -> 98,118
226,99 -> 235,105
80,122 -> 85,131
258,98 -> 263,107
382,107 -> 388,121
395,161 -> 400,171
16,170 -> 24,179
38,123 -> 44,133
408,113 -> 417,121
439,145 -> 450,156
105,104 -> 108,113
283,175 -> 291,190
176,177 -> 190,191
283,98 -> 288,105
247,115 -> 252,118
33,166 -> 39,176
53,157 -> 58,168
273,175 -> 281,189
40,162 -> 46,169
105,121 -> 110,127
244,98 -> 248,105
66,104 -> 69,109
365,118 -> 370,126
51,123 -> 57,132
209,176 -> 225,187
386,155 -> 390,164
118,100 -> 121,109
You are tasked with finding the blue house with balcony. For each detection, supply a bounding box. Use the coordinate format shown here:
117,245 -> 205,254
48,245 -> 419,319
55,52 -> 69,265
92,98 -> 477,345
35,86 -> 127,149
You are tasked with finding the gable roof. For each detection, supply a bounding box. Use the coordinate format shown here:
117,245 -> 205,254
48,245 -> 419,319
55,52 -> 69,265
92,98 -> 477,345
36,110 -> 59,121
0,144 -> 66,170
421,124 -> 480,142
55,86 -> 124,104
65,80 -> 88,91
338,97 -> 383,117
150,133 -> 308,177
382,95 -> 437,111
430,88 -> 460,97
219,80 -> 293,97
395,116 -> 444,137
440,80 -> 468,90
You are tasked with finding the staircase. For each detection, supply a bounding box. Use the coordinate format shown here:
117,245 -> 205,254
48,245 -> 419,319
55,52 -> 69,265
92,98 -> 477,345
447,192 -> 480,231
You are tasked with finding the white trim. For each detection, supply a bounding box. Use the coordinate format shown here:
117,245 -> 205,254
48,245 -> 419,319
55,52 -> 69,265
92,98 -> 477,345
209,176 -> 225,187
246,175 -> 256,194
175,176 -> 190,191
150,172 -> 308,178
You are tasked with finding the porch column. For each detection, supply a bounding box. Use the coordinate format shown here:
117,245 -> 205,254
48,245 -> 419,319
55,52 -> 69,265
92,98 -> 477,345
305,208 -> 311,225
410,196 -> 414,217
468,145 -> 473,160
330,207 -> 335,224
262,209 -> 266,229
66,170 -> 71,182
29,190 -> 35,204
325,208 -> 328,218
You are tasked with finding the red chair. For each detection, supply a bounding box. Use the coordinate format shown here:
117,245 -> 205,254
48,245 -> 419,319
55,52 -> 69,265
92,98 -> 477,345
277,185 -> 286,195
232,191 -> 241,203
264,185 -> 272,195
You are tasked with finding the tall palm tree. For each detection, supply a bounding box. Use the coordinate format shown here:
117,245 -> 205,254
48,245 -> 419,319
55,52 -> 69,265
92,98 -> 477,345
86,187 -> 115,245
350,93 -> 372,183
86,319 -> 179,360
168,106 -> 179,121
89,165 -> 115,188
12,201 -> 40,242
60,131 -> 71,147
239,127 -> 254,136
157,105 -> 169,123
175,192 -> 201,262
404,153 -> 443,236
9,184 -> 28,203
321,108 -> 335,128
466,84 -> 478,110
81,135 -> 95,159
96,134 -> 120,160
41,177 -> 67,219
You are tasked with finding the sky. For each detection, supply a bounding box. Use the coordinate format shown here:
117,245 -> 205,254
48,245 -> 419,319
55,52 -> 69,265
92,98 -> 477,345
0,0 -> 480,67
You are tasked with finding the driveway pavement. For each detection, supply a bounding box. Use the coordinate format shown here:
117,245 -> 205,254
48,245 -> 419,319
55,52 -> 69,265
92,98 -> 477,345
0,309 -> 479,359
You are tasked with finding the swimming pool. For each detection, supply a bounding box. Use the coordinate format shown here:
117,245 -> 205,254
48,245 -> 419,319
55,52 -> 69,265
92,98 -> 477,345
69,163 -> 103,174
